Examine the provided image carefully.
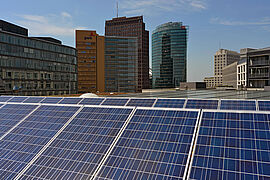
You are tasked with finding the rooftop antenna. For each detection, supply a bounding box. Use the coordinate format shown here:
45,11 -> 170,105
117,1 -> 119,18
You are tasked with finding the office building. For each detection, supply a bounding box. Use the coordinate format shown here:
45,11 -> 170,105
152,22 -> 188,88
0,20 -> 77,96
105,36 -> 138,92
237,59 -> 247,89
214,49 -> 240,86
105,16 -> 149,90
76,30 -> 105,93
76,30 -> 138,93
204,77 -> 215,88
241,47 -> 270,88
222,61 -> 238,88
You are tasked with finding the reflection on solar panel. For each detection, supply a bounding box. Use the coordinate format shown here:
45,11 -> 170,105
7,96 -> 28,103
0,96 -> 13,102
79,98 -> 105,105
0,104 -> 37,138
154,99 -> 186,108
126,98 -> 156,107
59,97 -> 83,104
101,98 -> 129,106
23,97 -> 45,103
258,101 -> 270,111
189,111 -> 270,179
96,108 -> 199,180
0,105 -> 80,179
185,99 -> 218,109
20,107 -> 133,179
220,100 -> 256,111
40,97 -> 63,104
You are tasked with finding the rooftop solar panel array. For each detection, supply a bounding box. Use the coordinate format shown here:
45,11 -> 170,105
101,98 -> 129,106
0,105 -> 80,179
95,108 -> 199,180
58,97 -> 83,104
154,98 -> 185,108
185,99 -> 219,110
188,110 -> 270,179
126,98 -> 156,107
19,107 -> 133,179
22,97 -> 45,103
40,97 -> 63,104
0,104 -> 38,138
258,101 -> 270,111
0,96 -> 13,102
7,96 -> 28,103
79,98 -> 105,105
220,100 -> 256,111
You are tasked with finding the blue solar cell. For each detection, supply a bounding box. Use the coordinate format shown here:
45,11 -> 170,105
185,99 -> 218,109
126,98 -> 156,107
96,108 -> 199,180
220,100 -> 256,111
258,101 -> 270,111
58,97 -> 83,104
7,96 -> 29,103
0,104 -> 38,138
0,105 -> 80,179
101,98 -> 129,106
154,98 -> 185,108
40,97 -> 63,104
79,98 -> 105,105
0,96 -> 13,102
189,111 -> 270,179
20,107 -> 133,179
23,97 -> 45,103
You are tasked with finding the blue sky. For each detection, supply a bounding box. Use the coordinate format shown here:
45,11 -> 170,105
1,0 -> 270,81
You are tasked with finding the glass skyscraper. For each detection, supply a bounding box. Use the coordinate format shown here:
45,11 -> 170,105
152,22 -> 187,88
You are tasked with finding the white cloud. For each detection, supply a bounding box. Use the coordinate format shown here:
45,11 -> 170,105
119,0 -> 207,16
16,12 -> 86,37
210,17 -> 270,26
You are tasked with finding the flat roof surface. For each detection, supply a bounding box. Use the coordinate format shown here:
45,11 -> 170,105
112,89 -> 270,100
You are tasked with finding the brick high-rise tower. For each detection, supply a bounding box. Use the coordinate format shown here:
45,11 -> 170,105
105,16 -> 149,91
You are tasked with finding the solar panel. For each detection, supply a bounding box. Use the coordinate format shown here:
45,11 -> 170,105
23,97 -> 45,103
0,96 -> 13,102
0,105 -> 80,179
154,98 -> 186,108
188,110 -> 270,179
220,100 -> 256,111
58,97 -> 83,104
79,98 -> 105,105
19,107 -> 134,179
101,98 -> 129,106
95,108 -> 199,180
0,104 -> 38,138
258,101 -> 270,111
126,98 -> 156,107
7,96 -> 29,103
185,99 -> 218,109
40,97 -> 63,104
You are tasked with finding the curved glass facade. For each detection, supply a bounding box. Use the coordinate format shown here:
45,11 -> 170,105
152,22 -> 187,88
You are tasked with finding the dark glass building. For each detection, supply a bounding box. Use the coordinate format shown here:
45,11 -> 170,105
105,16 -> 149,91
0,20 -> 77,95
152,22 -> 188,88
105,36 -> 138,93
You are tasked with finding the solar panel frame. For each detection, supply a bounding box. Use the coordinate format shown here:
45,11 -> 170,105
94,107 -> 201,180
185,98 -> 219,110
154,98 -> 186,108
220,99 -> 257,111
187,109 -> 270,180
